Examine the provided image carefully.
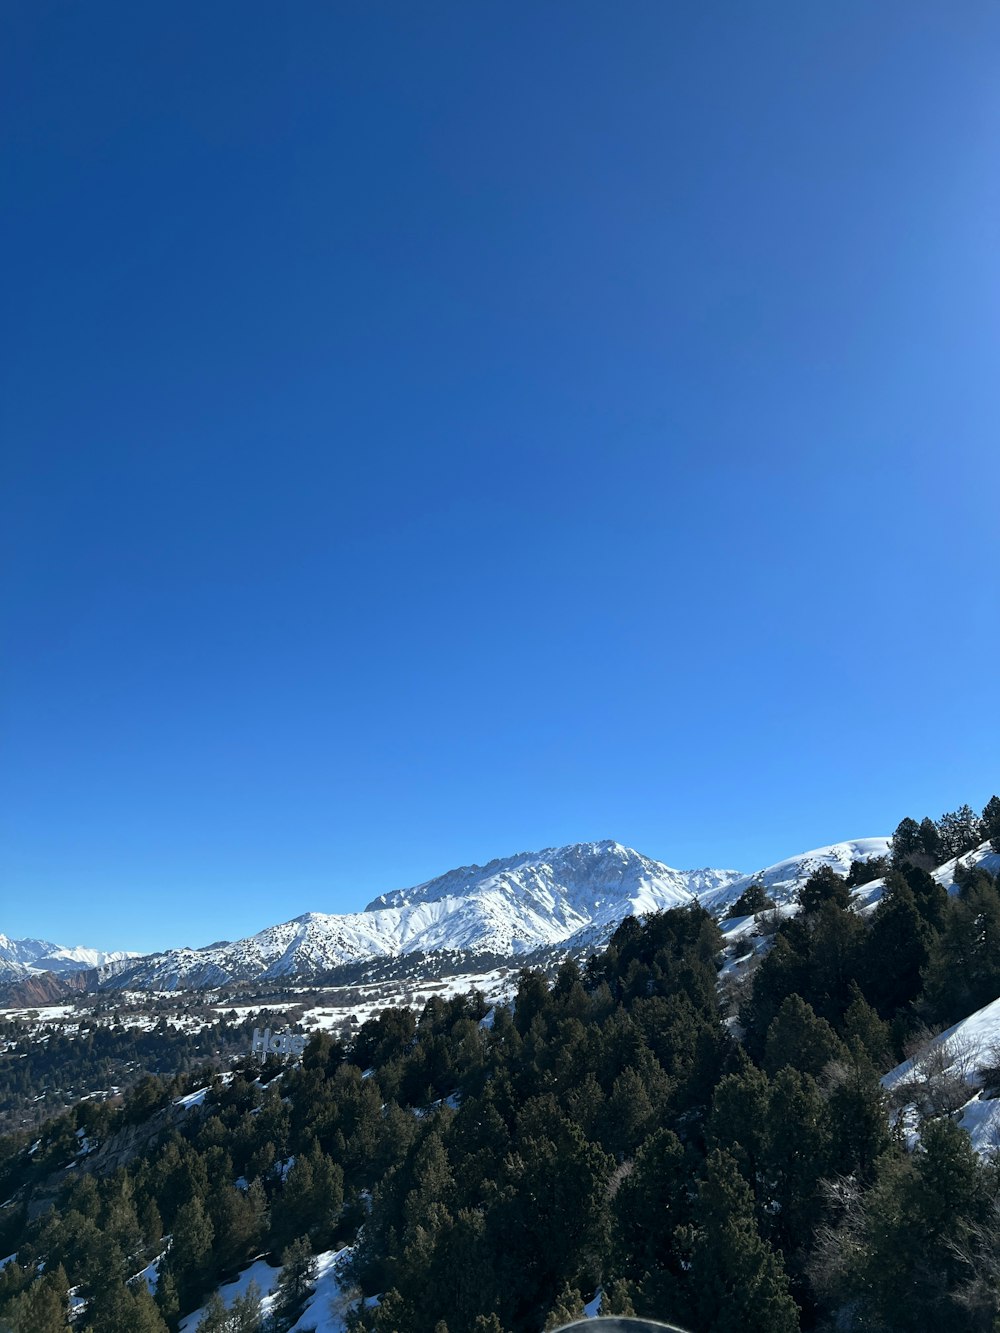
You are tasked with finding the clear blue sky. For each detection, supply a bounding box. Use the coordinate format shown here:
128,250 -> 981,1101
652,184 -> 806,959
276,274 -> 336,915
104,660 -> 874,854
2,2 -> 998,952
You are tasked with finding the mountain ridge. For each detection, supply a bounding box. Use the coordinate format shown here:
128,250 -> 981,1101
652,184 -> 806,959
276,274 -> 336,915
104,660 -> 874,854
82,836 -> 889,990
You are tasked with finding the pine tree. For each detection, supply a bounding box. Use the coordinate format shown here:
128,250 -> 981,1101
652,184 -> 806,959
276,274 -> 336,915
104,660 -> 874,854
891,816 -> 923,867
706,1061 -> 769,1188
937,806 -> 985,860
132,1285 -> 171,1333
688,1149 -> 799,1333
855,1116 -> 987,1330
798,865 -> 850,914
228,1280 -> 263,1333
269,1236 -> 316,1331
155,1266 -> 180,1328
864,878 -> 933,1015
168,1195 -> 214,1312
763,994 -> 846,1080
984,795 -> 1000,853
612,1126 -> 689,1284
726,880 -> 775,917
0,1271 -> 71,1333
542,1282 -> 584,1329
760,1066 -> 832,1252
841,983 -> 893,1067
599,1278 -> 636,1316
918,817 -> 945,864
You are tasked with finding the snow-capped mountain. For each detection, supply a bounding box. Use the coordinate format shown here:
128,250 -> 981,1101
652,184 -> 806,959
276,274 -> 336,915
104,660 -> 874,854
100,837 -> 891,990
0,934 -> 139,985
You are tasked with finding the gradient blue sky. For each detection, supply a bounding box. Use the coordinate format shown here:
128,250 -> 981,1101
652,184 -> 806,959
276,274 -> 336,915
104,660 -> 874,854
2,2 -> 998,953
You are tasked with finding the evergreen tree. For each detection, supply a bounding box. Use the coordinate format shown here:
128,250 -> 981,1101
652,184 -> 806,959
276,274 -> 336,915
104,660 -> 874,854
853,1116 -> 987,1331
864,877 -> 934,1015
760,1067 -> 832,1253
797,865 -> 850,914
228,1280 -> 263,1333
706,1061 -> 769,1188
726,881 -> 775,917
542,1282 -> 584,1329
923,881 -> 1000,1023
612,1127 -> 690,1286
902,864 -> 948,931
918,817 -> 945,865
891,816 -> 923,867
826,1047 -> 890,1179
195,1291 -> 228,1333
984,795 -> 1000,854
687,1149 -> 799,1333
841,983 -> 893,1068
846,855 -> 888,887
168,1195 -> 214,1313
269,1236 -> 316,1332
0,1270 -> 70,1333
763,994 -> 846,1080
155,1267 -> 180,1328
938,806 -> 985,860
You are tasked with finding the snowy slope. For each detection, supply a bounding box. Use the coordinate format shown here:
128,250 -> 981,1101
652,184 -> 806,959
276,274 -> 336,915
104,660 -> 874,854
102,837 -> 891,990
883,990 -> 1000,1156
698,838 -> 892,914
850,839 -> 1000,914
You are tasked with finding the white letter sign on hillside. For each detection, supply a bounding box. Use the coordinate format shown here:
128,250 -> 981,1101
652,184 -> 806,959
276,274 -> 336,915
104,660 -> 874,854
251,1027 -> 306,1060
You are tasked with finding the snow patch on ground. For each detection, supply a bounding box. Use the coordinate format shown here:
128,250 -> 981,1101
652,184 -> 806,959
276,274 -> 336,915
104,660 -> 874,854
179,1248 -> 356,1333
179,1257 -> 281,1332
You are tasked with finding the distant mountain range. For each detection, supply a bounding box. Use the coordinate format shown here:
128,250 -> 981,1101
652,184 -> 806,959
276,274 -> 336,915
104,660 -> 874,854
0,935 -> 139,988
2,836 -> 892,992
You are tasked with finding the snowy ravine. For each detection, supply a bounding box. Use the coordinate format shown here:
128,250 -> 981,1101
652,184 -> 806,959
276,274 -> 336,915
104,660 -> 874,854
96,836 -> 891,990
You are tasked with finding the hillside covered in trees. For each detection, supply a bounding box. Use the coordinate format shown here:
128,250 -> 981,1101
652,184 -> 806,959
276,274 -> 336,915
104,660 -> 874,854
1,797 -> 1000,1333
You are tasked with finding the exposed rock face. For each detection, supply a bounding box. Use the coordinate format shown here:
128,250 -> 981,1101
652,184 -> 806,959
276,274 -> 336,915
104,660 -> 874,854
26,1099 -> 204,1220
0,967 -> 98,1008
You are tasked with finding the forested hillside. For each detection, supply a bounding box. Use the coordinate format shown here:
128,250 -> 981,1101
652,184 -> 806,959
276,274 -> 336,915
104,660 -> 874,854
1,798 -> 1000,1333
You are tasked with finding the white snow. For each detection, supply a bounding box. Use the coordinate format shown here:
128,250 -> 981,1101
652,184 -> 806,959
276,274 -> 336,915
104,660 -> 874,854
179,1248 -> 356,1333
883,993 -> 1000,1156
174,1087 -> 209,1110
179,1257 -> 282,1332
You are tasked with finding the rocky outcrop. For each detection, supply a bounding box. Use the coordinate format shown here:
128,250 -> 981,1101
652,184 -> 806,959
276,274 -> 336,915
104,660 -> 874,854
0,967 -> 97,1008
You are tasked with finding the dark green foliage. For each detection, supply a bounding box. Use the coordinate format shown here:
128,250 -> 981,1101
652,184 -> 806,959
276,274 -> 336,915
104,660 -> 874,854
923,874 -> 1000,1023
5,878 -> 1000,1333
891,816 -> 924,867
864,876 -> 934,1015
937,806 -> 986,861
918,817 -> 945,865
612,1127 -> 692,1288
269,1237 -> 317,1332
726,881 -> 775,917
0,1266 -> 70,1333
797,865 -> 851,915
168,1195 -> 215,1312
763,994 -> 846,1080
825,1049 -> 890,1181
984,795 -> 1000,854
847,1117 -> 988,1331
846,855 -> 888,887
686,1149 -> 799,1333
840,984 -> 893,1068
902,863 -> 949,931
